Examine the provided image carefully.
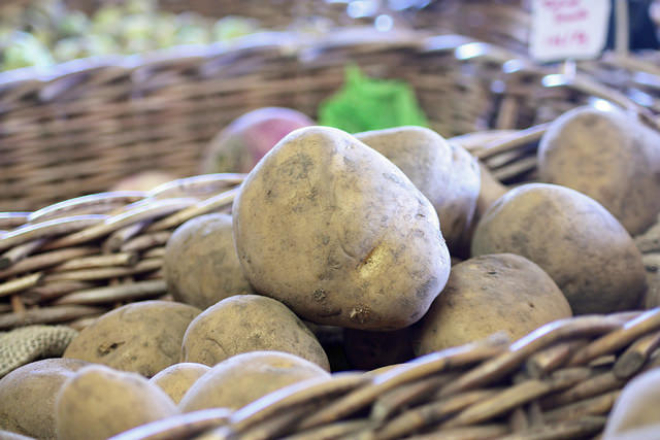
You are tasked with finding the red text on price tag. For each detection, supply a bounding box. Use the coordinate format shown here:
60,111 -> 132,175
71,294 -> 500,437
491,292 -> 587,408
530,0 -> 611,62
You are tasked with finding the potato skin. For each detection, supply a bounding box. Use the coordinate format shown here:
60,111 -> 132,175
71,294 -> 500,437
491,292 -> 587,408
149,363 -> 210,404
413,254 -> 572,355
64,300 -> 201,377
603,368 -> 660,437
538,106 -> 660,235
471,183 -> 646,315
55,365 -> 178,440
181,294 -> 330,371
355,126 -> 480,250
179,351 -> 329,412
0,358 -> 90,440
165,213 -> 254,309
233,126 -> 451,331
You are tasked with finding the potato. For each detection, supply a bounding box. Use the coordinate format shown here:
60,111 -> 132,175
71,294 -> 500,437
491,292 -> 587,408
413,254 -> 572,355
181,294 -> 330,371
0,358 -> 90,439
471,183 -> 646,314
474,161 -> 508,221
233,126 -> 451,330
456,161 -> 508,257
55,365 -> 178,440
355,126 -> 480,250
149,363 -> 210,404
201,107 -> 314,173
165,213 -> 254,309
604,424 -> 660,440
343,327 -> 414,371
179,351 -> 329,412
603,368 -> 660,437
538,106 -> 660,235
64,300 -> 201,377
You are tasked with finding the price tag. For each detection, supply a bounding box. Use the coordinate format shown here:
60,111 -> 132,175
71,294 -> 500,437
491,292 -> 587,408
530,0 -> 612,62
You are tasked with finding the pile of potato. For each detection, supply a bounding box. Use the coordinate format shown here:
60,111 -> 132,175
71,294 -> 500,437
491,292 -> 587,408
2,104 -> 660,439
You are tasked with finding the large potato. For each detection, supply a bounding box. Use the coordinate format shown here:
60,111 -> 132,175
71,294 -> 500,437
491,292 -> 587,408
233,126 -> 451,331
0,358 -> 90,439
64,300 -> 201,377
181,294 -> 330,371
472,183 -> 646,314
149,363 -> 210,404
413,253 -> 572,355
355,126 -> 480,250
179,351 -> 329,412
603,368 -> 660,438
55,365 -> 178,440
165,213 -> 254,309
538,106 -> 660,235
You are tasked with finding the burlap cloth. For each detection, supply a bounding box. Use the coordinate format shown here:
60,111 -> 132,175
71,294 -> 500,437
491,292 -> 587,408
0,325 -> 78,378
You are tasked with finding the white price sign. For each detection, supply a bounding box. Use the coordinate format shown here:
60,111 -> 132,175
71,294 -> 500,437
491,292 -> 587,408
530,0 -> 611,62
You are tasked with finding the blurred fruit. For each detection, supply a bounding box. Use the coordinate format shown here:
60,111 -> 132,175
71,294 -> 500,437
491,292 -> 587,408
3,31 -> 54,70
212,16 -> 260,41
201,107 -> 315,174
0,0 -> 264,72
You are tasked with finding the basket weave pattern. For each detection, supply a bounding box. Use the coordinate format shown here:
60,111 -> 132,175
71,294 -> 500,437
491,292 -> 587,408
105,310 -> 660,440
0,29 -> 643,212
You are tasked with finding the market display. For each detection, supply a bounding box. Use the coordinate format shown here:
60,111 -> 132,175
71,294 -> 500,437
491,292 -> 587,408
2,1 -> 660,439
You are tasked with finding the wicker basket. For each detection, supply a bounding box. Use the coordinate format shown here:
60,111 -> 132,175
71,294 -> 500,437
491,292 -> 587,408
406,0 -> 531,54
1,28 -> 660,439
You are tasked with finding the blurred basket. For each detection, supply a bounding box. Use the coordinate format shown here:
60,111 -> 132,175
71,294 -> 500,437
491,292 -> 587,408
405,0 -> 531,54
2,27 -> 654,212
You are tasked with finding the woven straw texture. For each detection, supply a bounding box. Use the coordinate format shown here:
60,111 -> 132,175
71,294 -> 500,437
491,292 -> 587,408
1,27 -> 656,212
105,310 -> 660,440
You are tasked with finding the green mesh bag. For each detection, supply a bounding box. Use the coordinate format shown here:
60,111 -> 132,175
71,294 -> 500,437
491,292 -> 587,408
318,65 -> 428,134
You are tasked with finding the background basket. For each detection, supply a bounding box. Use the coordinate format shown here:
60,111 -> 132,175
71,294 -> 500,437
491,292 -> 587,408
2,27 -> 656,212
407,0 -> 531,54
